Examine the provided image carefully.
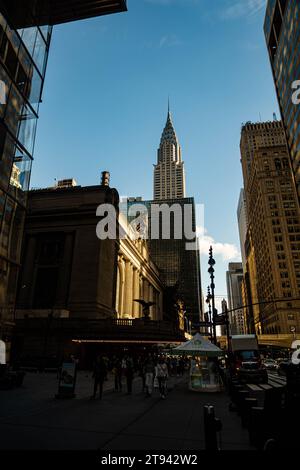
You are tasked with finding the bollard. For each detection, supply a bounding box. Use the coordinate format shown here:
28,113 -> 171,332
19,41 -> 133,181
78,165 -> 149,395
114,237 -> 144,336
248,406 -> 265,448
236,390 -> 249,415
203,404 -> 222,451
231,384 -> 244,403
241,397 -> 258,428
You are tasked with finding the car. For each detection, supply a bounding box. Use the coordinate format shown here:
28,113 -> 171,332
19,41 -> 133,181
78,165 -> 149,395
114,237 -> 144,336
278,359 -> 291,377
262,358 -> 278,371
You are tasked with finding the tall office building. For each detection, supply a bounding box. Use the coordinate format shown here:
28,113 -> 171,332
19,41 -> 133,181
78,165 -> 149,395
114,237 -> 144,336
124,197 -> 203,325
226,262 -> 245,335
237,189 -> 248,270
0,1 -> 127,342
264,0 -> 300,199
153,107 -> 186,200
240,120 -> 300,335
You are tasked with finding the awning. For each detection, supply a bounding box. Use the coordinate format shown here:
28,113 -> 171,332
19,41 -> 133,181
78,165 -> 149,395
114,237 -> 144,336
171,333 -> 224,357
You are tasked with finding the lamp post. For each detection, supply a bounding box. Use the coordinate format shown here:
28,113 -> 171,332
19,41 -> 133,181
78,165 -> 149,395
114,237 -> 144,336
208,246 -> 217,345
205,286 -> 213,342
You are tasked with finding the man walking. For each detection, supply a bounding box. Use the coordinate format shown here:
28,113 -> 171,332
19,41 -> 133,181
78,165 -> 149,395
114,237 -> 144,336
91,355 -> 107,400
144,355 -> 155,397
156,356 -> 168,399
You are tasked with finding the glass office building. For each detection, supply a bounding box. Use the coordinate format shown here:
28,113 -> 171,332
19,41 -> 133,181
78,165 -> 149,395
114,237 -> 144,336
123,197 -> 203,325
264,0 -> 300,199
0,15 -> 52,332
0,1 -> 127,341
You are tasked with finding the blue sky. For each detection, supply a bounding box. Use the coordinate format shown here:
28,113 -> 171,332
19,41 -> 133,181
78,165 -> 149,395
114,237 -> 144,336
32,0 -> 277,311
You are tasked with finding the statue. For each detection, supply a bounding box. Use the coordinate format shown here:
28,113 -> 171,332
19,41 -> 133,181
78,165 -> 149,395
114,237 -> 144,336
133,299 -> 156,320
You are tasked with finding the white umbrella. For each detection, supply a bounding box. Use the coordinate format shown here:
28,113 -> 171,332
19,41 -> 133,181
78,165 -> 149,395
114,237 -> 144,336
171,333 -> 224,357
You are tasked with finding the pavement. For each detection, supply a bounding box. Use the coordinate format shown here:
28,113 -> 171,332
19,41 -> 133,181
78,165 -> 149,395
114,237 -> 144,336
0,371 -> 253,450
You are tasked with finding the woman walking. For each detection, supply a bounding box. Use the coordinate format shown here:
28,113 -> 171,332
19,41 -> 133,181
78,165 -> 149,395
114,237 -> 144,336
155,356 -> 168,399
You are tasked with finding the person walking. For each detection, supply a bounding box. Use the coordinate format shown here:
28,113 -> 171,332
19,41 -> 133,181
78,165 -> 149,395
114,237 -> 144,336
144,355 -> 155,397
125,355 -> 134,395
91,355 -> 107,400
112,356 -> 123,392
156,356 -> 168,399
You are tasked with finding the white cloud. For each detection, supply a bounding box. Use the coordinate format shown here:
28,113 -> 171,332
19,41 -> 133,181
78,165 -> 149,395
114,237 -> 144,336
159,34 -> 183,48
221,0 -> 267,20
197,226 -> 241,261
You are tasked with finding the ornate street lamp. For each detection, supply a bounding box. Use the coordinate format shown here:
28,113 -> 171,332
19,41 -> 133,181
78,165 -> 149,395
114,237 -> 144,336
205,286 -> 213,341
208,246 -> 217,344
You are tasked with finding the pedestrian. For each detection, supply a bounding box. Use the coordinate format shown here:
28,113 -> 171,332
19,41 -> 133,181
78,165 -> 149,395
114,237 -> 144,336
138,357 -> 146,392
91,355 -> 107,400
179,357 -> 185,376
125,355 -> 134,395
113,357 -> 122,392
155,356 -> 168,399
144,355 -> 155,397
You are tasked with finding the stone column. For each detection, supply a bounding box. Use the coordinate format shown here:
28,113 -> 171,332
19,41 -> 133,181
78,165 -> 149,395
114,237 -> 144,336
159,291 -> 163,320
118,257 -> 125,317
115,264 -> 120,316
143,278 -> 149,303
148,284 -> 154,319
139,276 -> 143,317
133,267 -> 140,318
124,260 -> 133,318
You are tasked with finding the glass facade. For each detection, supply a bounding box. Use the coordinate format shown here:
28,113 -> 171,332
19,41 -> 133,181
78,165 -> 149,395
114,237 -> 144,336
0,9 -> 52,329
264,0 -> 300,199
124,197 -> 203,325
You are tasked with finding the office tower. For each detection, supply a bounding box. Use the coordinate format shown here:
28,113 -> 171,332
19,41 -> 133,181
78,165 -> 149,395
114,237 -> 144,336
264,0 -> 300,199
226,262 -> 245,335
241,120 -> 300,334
237,189 -> 248,269
153,107 -> 186,200
0,1 -> 127,342
124,197 -> 203,326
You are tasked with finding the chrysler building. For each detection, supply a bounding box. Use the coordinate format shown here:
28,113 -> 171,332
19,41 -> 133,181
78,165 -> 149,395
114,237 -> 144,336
153,107 -> 186,200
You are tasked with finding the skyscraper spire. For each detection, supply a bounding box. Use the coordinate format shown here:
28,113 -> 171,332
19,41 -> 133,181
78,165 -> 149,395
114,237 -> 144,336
153,106 -> 186,200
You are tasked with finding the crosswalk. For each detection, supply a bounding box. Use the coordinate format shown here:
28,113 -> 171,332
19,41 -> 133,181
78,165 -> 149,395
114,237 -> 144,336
246,372 -> 286,392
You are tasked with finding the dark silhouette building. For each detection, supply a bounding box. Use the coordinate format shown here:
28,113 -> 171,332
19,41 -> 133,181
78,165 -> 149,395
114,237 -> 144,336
0,1 -> 127,346
124,197 -> 203,327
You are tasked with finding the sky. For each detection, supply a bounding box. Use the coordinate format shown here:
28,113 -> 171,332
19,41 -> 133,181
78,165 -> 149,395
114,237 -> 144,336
31,0 -> 278,313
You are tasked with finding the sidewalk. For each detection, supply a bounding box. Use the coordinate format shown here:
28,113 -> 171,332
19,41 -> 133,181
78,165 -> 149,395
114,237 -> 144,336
0,372 -> 253,450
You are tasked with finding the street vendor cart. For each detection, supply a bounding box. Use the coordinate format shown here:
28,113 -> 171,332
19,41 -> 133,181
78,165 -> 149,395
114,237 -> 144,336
172,333 -> 224,392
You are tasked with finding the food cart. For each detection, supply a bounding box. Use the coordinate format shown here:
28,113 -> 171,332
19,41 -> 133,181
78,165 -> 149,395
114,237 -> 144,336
171,333 -> 224,392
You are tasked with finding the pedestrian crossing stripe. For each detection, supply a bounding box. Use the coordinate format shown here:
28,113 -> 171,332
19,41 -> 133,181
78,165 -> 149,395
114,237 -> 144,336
259,384 -> 273,390
267,374 -> 286,385
267,381 -> 284,388
246,384 -> 262,391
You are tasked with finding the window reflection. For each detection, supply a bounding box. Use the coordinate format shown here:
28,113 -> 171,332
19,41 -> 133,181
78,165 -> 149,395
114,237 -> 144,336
17,102 -> 37,154
33,29 -> 46,74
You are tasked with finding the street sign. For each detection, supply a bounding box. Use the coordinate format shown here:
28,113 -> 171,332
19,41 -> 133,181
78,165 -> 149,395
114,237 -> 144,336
56,361 -> 77,399
0,340 -> 6,364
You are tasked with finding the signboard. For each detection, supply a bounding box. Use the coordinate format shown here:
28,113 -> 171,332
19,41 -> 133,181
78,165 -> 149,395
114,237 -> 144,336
56,361 -> 77,398
0,340 -> 6,364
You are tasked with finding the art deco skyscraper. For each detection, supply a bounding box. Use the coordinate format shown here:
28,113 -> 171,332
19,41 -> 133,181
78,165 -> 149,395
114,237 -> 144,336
153,107 -> 186,200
